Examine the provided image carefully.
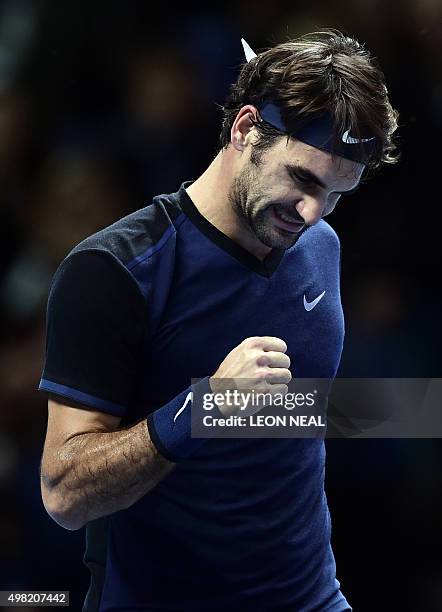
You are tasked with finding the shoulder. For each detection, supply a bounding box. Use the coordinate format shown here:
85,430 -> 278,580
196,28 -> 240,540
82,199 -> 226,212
297,219 -> 341,253
308,218 -> 340,244
49,189 -> 185,300
284,220 -> 341,275
67,190 -> 185,269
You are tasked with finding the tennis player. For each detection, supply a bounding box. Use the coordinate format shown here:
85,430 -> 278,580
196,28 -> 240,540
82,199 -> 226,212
39,30 -> 398,611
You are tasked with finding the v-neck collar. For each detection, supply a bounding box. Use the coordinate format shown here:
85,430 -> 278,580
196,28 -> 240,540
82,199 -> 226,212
174,181 -> 285,278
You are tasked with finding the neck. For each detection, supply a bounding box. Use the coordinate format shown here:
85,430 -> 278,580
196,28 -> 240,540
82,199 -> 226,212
185,149 -> 271,261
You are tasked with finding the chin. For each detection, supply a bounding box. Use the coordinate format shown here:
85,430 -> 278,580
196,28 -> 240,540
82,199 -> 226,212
255,226 -> 299,250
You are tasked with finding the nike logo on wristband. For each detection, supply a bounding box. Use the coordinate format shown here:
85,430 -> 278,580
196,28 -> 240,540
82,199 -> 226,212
173,391 -> 193,423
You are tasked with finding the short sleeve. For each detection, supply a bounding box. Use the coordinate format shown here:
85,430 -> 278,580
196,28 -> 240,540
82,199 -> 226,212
38,249 -> 148,416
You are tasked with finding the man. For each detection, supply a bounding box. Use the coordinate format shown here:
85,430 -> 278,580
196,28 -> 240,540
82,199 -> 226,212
39,30 -> 398,611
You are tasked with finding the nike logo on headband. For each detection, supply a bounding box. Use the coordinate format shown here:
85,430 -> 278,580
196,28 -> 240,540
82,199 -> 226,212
241,37 -> 376,162
342,129 -> 375,144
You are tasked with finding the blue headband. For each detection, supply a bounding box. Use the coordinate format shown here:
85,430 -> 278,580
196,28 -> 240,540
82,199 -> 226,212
240,38 -> 377,164
258,102 -> 377,164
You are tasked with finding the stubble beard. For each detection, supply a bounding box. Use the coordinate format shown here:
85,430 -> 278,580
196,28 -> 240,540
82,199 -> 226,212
228,162 -> 303,251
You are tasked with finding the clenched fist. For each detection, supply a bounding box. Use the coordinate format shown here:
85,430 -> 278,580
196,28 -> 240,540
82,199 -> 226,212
209,336 -> 292,416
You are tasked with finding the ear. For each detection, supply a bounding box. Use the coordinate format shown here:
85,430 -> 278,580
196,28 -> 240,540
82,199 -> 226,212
230,105 -> 260,152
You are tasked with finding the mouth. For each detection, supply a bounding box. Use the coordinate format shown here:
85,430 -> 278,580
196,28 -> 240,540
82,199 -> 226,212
271,206 -> 305,233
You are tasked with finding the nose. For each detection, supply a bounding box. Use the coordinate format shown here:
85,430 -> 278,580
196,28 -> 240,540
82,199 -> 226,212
295,195 -> 325,226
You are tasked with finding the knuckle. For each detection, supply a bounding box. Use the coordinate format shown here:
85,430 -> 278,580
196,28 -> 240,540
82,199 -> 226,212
256,354 -> 269,366
246,336 -> 262,348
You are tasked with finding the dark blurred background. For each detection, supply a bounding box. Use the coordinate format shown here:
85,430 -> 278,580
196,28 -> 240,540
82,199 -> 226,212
0,1 -> 441,610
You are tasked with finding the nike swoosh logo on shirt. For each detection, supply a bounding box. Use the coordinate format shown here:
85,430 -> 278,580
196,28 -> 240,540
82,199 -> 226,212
173,391 -> 193,423
342,129 -> 375,144
303,290 -> 326,311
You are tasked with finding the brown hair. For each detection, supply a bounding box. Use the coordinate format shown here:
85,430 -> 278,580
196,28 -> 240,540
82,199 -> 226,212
219,29 -> 399,169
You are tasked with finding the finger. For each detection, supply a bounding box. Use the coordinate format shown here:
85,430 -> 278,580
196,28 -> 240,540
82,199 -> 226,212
265,367 -> 292,384
257,351 -> 291,368
253,336 -> 288,353
267,383 -> 289,396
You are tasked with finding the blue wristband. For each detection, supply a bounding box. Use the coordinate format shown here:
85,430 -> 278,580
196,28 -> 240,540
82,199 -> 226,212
146,377 -> 218,462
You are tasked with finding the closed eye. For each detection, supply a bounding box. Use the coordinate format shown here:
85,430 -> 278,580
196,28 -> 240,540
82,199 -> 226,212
286,164 -> 362,197
288,169 -> 318,192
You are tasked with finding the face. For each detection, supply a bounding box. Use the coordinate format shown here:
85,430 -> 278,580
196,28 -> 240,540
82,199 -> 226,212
228,134 -> 365,250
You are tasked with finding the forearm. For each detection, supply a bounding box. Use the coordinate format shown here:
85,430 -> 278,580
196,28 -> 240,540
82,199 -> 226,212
41,420 -> 174,530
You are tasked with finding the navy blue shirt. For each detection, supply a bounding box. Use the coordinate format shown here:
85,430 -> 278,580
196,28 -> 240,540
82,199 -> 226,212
39,181 -> 351,611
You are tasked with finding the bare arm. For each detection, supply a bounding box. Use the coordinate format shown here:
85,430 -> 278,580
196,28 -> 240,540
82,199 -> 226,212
41,398 -> 174,531
41,336 -> 291,531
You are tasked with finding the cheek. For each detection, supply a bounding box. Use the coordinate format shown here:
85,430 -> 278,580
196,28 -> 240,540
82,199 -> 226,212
270,184 -> 304,205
